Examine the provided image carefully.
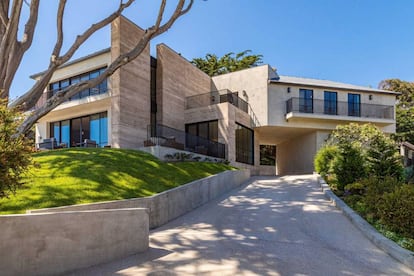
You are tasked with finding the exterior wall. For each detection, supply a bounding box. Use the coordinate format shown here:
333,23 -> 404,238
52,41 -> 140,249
156,44 -> 212,131
277,132 -> 317,175
212,65 -> 271,126
110,16 -> 151,148
0,208 -> 149,276
268,83 -> 397,133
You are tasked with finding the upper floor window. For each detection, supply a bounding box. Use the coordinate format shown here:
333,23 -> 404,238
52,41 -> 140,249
49,67 -> 107,101
348,93 -> 361,117
324,91 -> 337,115
299,89 -> 313,113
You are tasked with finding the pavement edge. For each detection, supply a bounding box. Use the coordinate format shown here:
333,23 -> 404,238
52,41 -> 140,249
317,176 -> 414,271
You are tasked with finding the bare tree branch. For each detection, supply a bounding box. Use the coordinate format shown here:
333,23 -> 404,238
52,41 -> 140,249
16,0 -> 194,135
51,0 -> 66,58
10,0 -> 135,109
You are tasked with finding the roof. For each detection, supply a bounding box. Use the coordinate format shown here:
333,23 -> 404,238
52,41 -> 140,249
30,48 -> 111,79
270,75 -> 399,95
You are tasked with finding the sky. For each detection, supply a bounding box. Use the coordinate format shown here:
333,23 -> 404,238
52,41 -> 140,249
10,0 -> 414,100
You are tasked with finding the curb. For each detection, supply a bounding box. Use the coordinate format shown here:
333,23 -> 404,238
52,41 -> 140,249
317,176 -> 414,271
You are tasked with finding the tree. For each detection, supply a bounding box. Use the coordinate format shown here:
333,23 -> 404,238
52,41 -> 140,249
1,0 -> 194,136
379,79 -> 414,143
191,50 -> 263,76
0,100 -> 32,198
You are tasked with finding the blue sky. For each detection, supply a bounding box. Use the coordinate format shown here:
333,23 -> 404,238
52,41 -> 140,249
10,0 -> 414,99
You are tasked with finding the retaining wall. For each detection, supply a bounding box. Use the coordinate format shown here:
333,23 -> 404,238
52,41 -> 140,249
0,208 -> 149,276
29,169 -> 251,229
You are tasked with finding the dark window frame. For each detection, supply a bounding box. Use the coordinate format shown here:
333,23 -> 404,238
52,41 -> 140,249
235,123 -> 254,165
260,145 -> 276,166
299,88 -> 313,113
348,93 -> 361,117
324,91 -> 338,115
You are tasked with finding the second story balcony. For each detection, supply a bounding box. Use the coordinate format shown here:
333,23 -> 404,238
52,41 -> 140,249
186,89 -> 249,113
285,97 -> 394,124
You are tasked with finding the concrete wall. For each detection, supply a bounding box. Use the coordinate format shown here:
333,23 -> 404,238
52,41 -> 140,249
156,44 -> 212,131
277,132 -> 317,175
110,16 -> 151,148
0,208 -> 149,276
29,169 -> 250,229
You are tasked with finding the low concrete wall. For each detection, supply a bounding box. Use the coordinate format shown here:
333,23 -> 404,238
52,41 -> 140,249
0,208 -> 149,276
29,169 -> 250,229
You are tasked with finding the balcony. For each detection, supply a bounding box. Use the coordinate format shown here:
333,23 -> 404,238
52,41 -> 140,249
186,90 -> 261,127
285,97 -> 394,124
145,124 -> 225,159
186,89 -> 248,113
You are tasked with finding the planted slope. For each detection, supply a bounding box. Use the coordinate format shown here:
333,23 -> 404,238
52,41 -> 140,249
0,148 -> 234,214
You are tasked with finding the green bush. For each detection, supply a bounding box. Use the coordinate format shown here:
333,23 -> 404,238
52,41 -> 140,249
314,145 -> 338,178
378,184 -> 414,238
0,103 -> 32,198
344,182 -> 365,195
333,144 -> 366,190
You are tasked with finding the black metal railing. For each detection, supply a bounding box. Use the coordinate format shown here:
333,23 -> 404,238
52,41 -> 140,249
145,124 -> 225,159
186,89 -> 249,113
286,97 -> 394,120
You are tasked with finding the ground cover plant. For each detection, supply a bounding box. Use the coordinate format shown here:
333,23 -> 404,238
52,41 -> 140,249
315,123 -> 413,251
0,148 -> 234,214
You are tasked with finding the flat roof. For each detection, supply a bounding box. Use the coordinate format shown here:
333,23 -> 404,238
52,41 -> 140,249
30,48 -> 111,79
270,75 -> 399,95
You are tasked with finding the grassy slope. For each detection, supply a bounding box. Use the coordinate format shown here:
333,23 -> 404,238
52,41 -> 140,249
0,148 -> 234,214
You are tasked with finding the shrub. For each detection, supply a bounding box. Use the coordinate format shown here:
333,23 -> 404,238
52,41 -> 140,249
332,144 -> 366,190
344,182 -> 365,195
314,145 -> 338,178
0,103 -> 32,198
378,184 -> 414,238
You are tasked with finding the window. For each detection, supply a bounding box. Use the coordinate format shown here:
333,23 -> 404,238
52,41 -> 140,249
49,67 -> 108,101
348,93 -> 361,117
185,120 -> 218,142
185,120 -> 220,157
299,89 -> 313,113
235,123 -> 254,165
50,112 -> 108,147
324,91 -> 337,115
260,145 -> 276,166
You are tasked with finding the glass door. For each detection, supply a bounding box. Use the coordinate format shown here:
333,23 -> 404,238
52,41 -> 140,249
299,89 -> 313,113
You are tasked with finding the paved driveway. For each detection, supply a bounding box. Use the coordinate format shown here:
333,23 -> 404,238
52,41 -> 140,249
69,175 -> 414,275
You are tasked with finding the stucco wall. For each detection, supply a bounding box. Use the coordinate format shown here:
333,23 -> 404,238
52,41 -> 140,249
277,132 -> 317,175
0,208 -> 149,276
111,16 -> 151,148
156,44 -> 212,131
212,65 -> 271,126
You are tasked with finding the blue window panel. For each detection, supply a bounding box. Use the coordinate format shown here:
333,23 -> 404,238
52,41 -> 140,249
52,122 -> 60,144
90,114 -> 101,145
100,114 -> 108,147
61,120 -> 70,147
324,91 -> 337,115
348,93 -> 361,117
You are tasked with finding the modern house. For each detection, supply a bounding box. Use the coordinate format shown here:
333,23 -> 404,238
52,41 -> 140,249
33,16 -> 398,175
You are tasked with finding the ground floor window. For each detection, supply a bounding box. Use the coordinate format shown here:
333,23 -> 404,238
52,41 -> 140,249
235,123 -> 254,165
50,112 -> 108,147
260,145 -> 276,165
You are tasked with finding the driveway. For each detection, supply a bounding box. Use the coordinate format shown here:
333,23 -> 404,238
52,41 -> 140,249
69,175 -> 414,275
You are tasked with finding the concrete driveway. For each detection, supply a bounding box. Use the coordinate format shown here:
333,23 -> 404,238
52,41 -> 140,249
69,175 -> 414,275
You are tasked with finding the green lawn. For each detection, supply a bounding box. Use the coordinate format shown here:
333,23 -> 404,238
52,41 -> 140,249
0,148 -> 235,214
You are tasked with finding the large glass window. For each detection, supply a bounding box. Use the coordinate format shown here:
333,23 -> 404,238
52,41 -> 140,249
49,67 -> 108,101
324,91 -> 337,115
299,89 -> 313,113
50,112 -> 108,147
185,120 -> 218,142
348,93 -> 361,117
235,123 -> 254,165
260,145 -> 276,166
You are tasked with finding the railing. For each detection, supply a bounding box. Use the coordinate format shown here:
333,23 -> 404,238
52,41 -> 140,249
286,97 -> 394,120
186,89 -> 261,127
145,124 -> 225,159
33,86 -> 108,110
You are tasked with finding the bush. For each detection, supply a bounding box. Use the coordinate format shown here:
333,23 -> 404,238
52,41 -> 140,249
333,144 -> 366,190
378,184 -> 414,238
314,145 -> 338,178
0,103 -> 32,198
